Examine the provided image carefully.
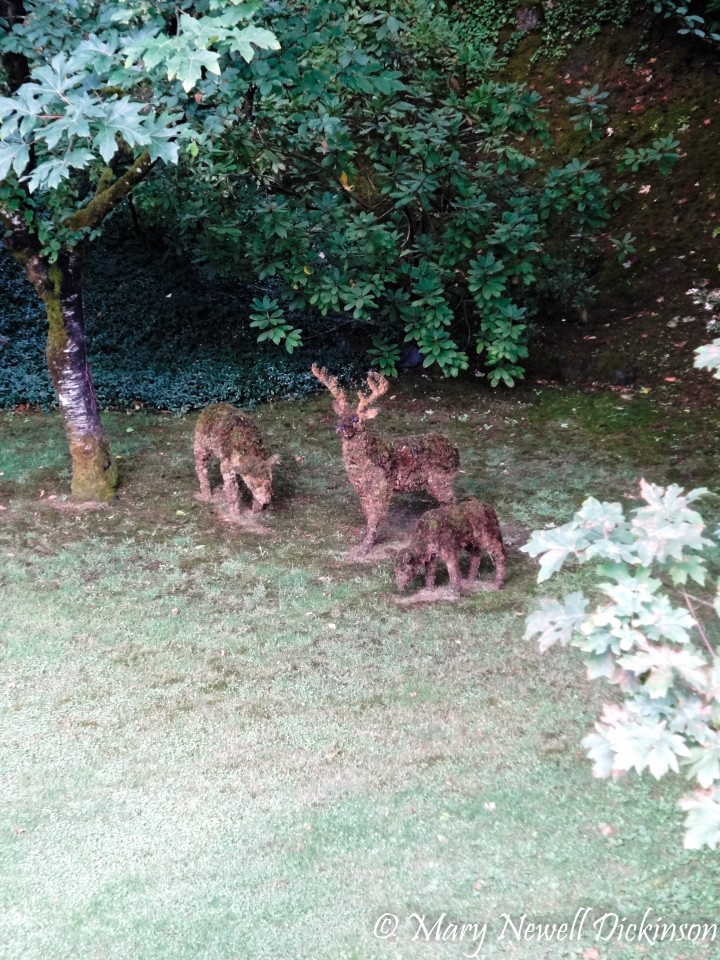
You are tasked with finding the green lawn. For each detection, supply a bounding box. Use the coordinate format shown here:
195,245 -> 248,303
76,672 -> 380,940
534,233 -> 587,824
1,381 -> 719,960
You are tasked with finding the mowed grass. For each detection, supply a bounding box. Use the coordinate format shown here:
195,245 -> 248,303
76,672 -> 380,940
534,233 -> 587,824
1,379 -> 720,960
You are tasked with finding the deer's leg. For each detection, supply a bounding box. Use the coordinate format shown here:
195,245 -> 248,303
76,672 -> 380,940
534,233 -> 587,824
220,459 -> 243,522
194,442 -> 213,501
424,557 -> 437,590
466,550 -> 483,585
355,495 -> 374,552
426,472 -> 456,505
445,552 -> 463,597
359,487 -> 392,553
489,540 -> 507,590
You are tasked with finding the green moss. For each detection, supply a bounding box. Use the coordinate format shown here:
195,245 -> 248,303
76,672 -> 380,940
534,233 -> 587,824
94,166 -> 115,196
68,435 -> 118,501
43,263 -> 66,388
64,152 -> 152,233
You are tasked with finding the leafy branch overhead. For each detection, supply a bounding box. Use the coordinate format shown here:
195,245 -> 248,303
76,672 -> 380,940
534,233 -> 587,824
249,296 -> 302,353
0,1 -> 279,501
0,1 -> 279,246
150,1 -> 681,384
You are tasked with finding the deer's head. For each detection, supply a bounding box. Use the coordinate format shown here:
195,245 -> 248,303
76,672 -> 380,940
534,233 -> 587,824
395,547 -> 424,590
235,452 -> 281,511
311,365 -> 389,440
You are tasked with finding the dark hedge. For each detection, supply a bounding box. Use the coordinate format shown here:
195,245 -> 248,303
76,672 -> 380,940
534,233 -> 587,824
0,228 -> 362,411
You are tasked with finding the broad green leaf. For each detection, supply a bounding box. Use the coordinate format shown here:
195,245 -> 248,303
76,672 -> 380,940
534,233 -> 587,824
619,647 -> 707,698
584,652 -> 618,680
668,558 -> 707,586
0,139 -> 30,180
524,591 -> 588,650
695,340 -> 720,379
26,148 -> 95,192
679,791 -> 720,849
230,25 -> 281,64
91,98 -> 149,161
685,743 -> 720,789
582,728 -> 616,779
169,48 -> 222,92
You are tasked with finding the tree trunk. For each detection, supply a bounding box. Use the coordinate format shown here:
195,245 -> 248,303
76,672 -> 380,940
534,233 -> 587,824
1,153 -> 154,500
39,251 -> 117,501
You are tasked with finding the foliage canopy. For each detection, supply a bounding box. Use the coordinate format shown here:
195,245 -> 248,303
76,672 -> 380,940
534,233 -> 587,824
0,0 -> 279,258
141,0 -> 627,386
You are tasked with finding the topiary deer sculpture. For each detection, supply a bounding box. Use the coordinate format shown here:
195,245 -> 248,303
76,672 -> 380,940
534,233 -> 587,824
194,403 -> 279,522
395,499 -> 506,598
311,364 -> 460,553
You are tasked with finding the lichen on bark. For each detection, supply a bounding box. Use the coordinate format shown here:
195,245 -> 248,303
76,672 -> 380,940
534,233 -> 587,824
10,249 -> 118,500
43,257 -> 117,500
0,150 -> 154,502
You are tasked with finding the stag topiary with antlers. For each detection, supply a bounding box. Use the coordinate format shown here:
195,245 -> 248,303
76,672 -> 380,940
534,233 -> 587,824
311,364 -> 460,553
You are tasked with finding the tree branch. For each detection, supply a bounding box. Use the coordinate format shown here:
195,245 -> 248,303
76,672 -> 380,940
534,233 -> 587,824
0,203 -> 52,296
683,589 -> 716,660
63,152 -> 154,234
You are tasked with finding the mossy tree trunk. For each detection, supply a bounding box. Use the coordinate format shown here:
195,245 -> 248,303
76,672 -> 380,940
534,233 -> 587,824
0,0 -> 115,499
44,251 -> 117,500
0,153 -> 152,500
9,236 -> 117,499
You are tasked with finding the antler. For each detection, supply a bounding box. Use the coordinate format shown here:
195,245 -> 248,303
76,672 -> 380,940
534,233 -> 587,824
356,370 -> 389,417
311,363 -> 351,416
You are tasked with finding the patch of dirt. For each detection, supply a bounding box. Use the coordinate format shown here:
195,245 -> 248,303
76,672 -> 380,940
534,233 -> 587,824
194,490 -> 274,534
462,579 -> 504,595
46,498 -> 111,512
393,573 -> 504,605
393,585 -> 462,606
216,511 -> 274,535
343,536 -> 411,564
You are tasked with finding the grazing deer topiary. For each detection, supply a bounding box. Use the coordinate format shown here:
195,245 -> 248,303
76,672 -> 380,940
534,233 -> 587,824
194,403 -> 279,521
311,364 -> 459,553
395,499 -> 506,597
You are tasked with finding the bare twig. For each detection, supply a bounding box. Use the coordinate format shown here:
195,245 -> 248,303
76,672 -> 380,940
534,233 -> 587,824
683,589 -> 716,659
